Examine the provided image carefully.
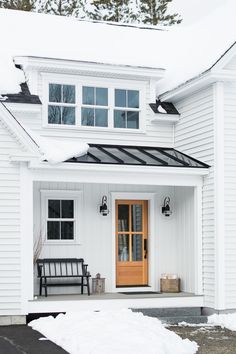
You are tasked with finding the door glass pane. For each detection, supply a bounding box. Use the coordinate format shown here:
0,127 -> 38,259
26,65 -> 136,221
61,200 -> 74,218
48,200 -> 60,218
118,204 -> 129,231
118,234 -> 129,261
131,204 -> 143,231
132,234 -> 143,261
47,221 -> 60,239
61,221 -> 74,240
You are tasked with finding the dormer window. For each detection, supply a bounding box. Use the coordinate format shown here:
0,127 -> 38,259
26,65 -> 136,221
48,84 -> 76,125
81,86 -> 108,127
114,89 -> 139,129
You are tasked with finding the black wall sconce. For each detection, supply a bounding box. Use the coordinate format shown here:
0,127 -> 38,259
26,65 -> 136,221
162,197 -> 172,217
100,196 -> 109,216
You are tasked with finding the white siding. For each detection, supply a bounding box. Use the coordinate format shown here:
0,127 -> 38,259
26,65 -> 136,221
224,81 -> 236,308
224,56 -> 236,71
33,182 -> 195,295
12,73 -> 174,147
0,120 -> 24,315
174,86 -> 215,307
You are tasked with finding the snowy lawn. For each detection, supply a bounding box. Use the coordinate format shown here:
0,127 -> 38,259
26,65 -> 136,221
208,313 -> 236,331
29,309 -> 198,354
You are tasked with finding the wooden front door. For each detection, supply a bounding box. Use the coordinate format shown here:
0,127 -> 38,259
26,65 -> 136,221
116,200 -> 148,286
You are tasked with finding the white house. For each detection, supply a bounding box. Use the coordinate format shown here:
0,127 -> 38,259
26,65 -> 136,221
0,3 -> 235,324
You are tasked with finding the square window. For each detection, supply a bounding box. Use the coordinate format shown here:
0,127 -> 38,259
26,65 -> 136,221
63,85 -> 75,104
128,90 -> 139,108
96,88 -> 108,106
82,107 -> 94,126
47,221 -> 60,239
62,107 -> 75,125
62,200 -> 74,218
48,200 -> 60,218
48,105 -> 61,124
95,109 -> 108,127
127,111 -> 139,129
49,84 -> 62,103
115,89 -> 126,107
61,221 -> 74,240
114,110 -> 126,128
83,87 -> 94,105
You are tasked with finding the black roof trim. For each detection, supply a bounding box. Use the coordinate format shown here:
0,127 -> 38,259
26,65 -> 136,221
3,83 -> 42,105
149,100 -> 179,115
66,143 -> 210,169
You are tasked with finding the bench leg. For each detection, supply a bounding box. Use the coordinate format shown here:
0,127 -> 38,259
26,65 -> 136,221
81,276 -> 84,295
87,277 -> 90,296
39,278 -> 42,296
44,277 -> 48,297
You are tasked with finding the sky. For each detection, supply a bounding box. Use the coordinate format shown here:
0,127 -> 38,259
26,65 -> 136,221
169,0 -> 227,25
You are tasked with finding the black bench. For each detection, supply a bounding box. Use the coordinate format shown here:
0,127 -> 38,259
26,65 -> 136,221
36,258 -> 91,297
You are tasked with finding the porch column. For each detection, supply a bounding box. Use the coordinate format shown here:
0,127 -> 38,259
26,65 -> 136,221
194,184 -> 203,295
20,162 -> 34,314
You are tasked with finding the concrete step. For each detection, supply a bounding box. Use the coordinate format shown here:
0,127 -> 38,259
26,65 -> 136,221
158,315 -> 208,325
132,307 -> 201,318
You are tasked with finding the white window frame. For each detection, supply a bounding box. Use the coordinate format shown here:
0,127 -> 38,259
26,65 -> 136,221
42,73 -> 146,133
40,190 -> 83,244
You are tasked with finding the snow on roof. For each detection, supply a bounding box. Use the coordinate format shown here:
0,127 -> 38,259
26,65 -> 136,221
0,0 -> 236,96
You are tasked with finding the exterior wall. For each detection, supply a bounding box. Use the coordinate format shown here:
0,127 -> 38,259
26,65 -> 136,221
33,181 -> 195,295
174,86 -> 215,307
224,56 -> 236,70
11,71 -> 174,147
0,119 -> 25,315
224,81 -> 236,309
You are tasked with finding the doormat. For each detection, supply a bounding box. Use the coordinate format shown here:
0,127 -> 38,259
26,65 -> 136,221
119,291 -> 161,295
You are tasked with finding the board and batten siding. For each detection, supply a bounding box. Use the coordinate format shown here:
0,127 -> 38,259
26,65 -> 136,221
0,119 -> 26,315
224,81 -> 236,309
12,73 -> 174,147
33,181 -> 195,295
174,86 -> 215,308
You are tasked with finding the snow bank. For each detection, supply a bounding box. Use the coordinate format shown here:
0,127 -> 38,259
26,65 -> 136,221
208,313 -> 236,331
29,309 -> 198,354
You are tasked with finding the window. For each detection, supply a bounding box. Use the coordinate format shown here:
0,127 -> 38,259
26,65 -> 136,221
48,84 -> 76,125
47,199 -> 75,240
81,86 -> 108,127
114,89 -> 139,129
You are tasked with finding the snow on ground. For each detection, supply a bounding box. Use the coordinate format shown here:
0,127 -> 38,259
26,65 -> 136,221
208,313 -> 236,331
0,0 -> 236,95
29,309 -> 198,354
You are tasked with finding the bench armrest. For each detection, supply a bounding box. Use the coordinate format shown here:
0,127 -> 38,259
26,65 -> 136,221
82,264 -> 90,276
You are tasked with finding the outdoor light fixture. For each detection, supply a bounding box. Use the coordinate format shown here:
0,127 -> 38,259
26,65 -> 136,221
162,197 -> 172,217
100,196 -> 109,216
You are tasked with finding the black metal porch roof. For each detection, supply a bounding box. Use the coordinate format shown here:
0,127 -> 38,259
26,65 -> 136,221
66,144 -> 210,168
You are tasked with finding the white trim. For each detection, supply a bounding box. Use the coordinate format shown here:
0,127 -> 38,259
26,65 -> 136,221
111,192 -> 156,293
151,113 -> 180,123
20,163 -> 34,313
4,103 -> 41,114
194,185 -> 203,295
15,56 -> 165,80
213,81 -> 225,310
40,189 -> 83,245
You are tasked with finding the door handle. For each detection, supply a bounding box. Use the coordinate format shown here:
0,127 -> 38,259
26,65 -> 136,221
144,239 -> 148,259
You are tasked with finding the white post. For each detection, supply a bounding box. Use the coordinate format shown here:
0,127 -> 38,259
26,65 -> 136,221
20,162 -> 34,314
194,184 -> 203,295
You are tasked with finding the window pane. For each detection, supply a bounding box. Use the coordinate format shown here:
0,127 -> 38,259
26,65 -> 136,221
82,107 -> 94,126
48,200 -> 60,218
96,88 -> 108,106
63,85 -> 75,103
61,221 -> 74,240
49,84 -> 61,102
118,204 -> 129,231
115,89 -> 126,107
47,221 -> 60,240
83,86 -> 94,105
127,111 -> 139,129
132,234 -> 143,261
128,90 -> 139,108
62,107 -> 75,125
62,200 -> 74,218
131,204 -> 143,232
95,109 -> 108,127
48,105 -> 61,124
114,110 -> 126,128
118,234 -> 129,261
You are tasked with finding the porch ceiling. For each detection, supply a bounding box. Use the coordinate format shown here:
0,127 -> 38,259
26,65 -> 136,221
66,144 -> 210,169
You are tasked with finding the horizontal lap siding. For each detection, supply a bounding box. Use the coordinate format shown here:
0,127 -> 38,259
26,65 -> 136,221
0,120 -> 22,315
224,82 -> 236,308
174,86 -> 215,307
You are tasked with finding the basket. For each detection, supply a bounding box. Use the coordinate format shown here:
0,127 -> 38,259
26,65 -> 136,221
160,278 -> 180,293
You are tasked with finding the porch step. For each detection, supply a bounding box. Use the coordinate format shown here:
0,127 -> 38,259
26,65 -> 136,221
132,307 -> 208,325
